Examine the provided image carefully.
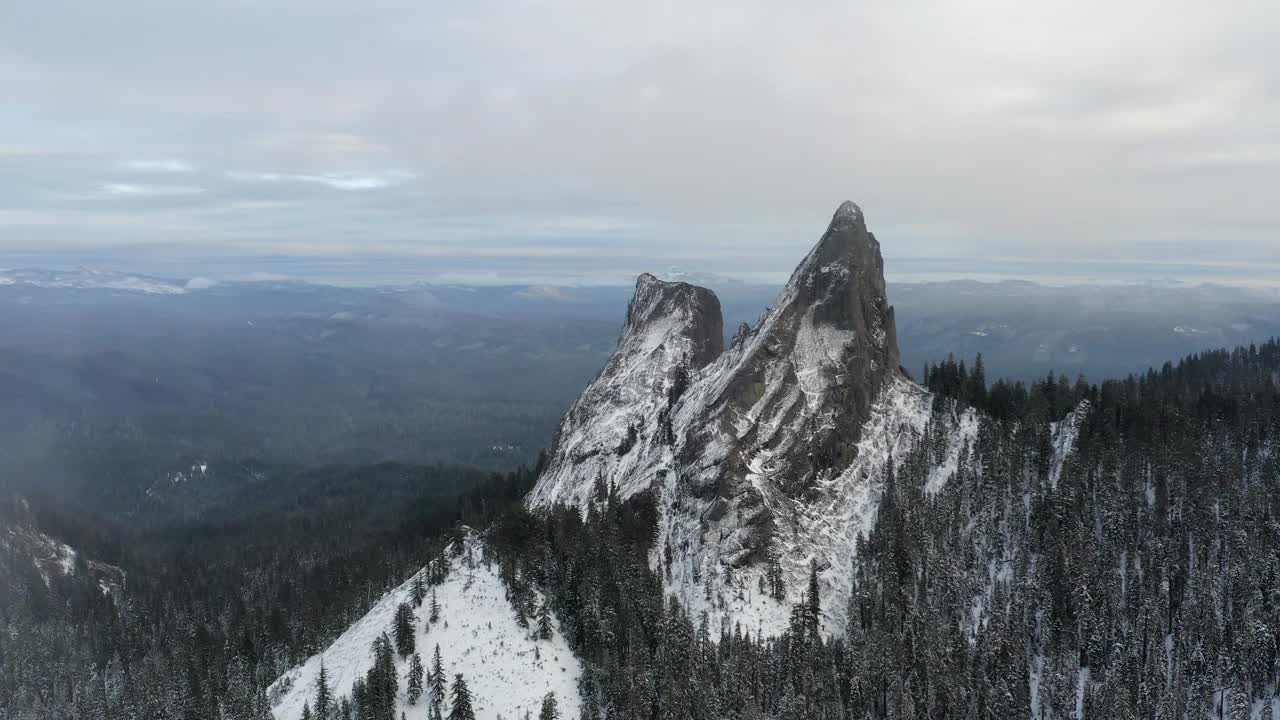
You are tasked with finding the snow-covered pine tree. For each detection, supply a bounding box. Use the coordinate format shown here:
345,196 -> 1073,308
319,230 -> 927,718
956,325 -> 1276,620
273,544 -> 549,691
538,692 -> 560,720
448,674 -> 475,720
394,603 -> 417,657
314,662 -> 333,720
429,644 -> 447,708
407,652 -> 425,705
537,599 -> 553,640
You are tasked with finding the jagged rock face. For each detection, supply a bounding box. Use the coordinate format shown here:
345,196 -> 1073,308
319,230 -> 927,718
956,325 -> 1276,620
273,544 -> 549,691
528,201 -> 949,636
627,273 -> 725,369
676,201 -> 901,559
525,273 -> 722,508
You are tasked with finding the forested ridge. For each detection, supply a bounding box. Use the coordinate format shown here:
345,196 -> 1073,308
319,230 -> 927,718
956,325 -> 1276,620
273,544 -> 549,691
0,465 -> 536,720
5,338 -> 1280,719
478,340 -> 1280,719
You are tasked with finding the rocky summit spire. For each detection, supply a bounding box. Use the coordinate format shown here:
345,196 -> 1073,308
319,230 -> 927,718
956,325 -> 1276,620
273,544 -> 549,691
702,200 -> 900,443
792,200 -> 899,369
529,201 -> 937,638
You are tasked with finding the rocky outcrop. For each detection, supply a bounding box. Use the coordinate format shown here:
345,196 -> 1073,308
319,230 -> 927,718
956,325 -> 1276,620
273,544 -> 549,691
527,202 -> 967,636
674,200 -> 901,551
524,272 -> 722,508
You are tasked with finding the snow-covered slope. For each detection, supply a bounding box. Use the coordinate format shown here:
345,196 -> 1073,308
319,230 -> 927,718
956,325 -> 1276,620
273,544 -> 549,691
269,535 -> 581,720
527,201 -> 975,637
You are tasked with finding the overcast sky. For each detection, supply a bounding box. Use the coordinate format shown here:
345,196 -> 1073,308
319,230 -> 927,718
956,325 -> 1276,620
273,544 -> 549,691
2,1 -> 1278,285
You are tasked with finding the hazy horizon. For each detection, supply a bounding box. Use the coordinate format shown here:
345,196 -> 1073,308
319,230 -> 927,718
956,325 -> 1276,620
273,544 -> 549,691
5,251 -> 1280,292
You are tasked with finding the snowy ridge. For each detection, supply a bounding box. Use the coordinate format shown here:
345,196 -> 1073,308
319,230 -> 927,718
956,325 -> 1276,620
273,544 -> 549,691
0,268 -> 191,294
527,202 -> 976,638
269,534 -> 581,720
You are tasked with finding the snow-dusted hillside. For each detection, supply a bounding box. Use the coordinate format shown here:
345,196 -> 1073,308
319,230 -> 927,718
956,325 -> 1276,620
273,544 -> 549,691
0,515 -> 126,597
269,535 -> 581,720
527,201 -> 979,637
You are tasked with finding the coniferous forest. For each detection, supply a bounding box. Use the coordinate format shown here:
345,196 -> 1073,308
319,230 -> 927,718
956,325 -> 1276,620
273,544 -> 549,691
5,339 -> 1280,719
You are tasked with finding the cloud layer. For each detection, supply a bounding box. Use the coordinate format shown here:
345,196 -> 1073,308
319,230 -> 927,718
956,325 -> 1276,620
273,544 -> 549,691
1,1 -> 1277,283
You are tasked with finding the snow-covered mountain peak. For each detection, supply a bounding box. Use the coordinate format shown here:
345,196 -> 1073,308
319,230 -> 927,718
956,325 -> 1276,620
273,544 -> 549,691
830,199 -> 864,226
526,201 -> 958,637
777,199 -> 894,340
623,272 -> 724,368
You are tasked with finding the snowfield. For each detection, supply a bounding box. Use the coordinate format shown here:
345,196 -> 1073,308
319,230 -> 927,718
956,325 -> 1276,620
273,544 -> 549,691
269,536 -> 582,720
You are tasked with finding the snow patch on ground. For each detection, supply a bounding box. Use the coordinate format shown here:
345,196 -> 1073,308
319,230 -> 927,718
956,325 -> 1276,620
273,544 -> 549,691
269,537 -> 581,720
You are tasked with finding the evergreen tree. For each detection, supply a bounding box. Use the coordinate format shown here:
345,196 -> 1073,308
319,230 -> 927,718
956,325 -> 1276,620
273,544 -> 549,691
448,674 -> 475,720
407,652 -> 425,705
429,645 -> 447,707
365,633 -> 399,720
537,599 -> 553,640
538,692 -> 560,720
394,603 -> 417,657
804,559 -> 821,640
1230,688 -> 1252,720
315,662 -> 334,720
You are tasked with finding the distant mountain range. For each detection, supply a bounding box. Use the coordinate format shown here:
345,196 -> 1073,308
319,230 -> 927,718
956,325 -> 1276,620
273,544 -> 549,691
2,257 -> 1278,498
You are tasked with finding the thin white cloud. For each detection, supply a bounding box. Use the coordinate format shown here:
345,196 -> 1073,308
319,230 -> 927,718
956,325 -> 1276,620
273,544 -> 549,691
102,182 -> 206,197
121,159 -> 194,173
225,170 -> 415,191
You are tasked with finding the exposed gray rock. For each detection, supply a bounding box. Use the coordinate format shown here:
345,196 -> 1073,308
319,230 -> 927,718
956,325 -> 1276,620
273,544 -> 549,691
525,272 -> 722,508
527,201 -> 963,637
